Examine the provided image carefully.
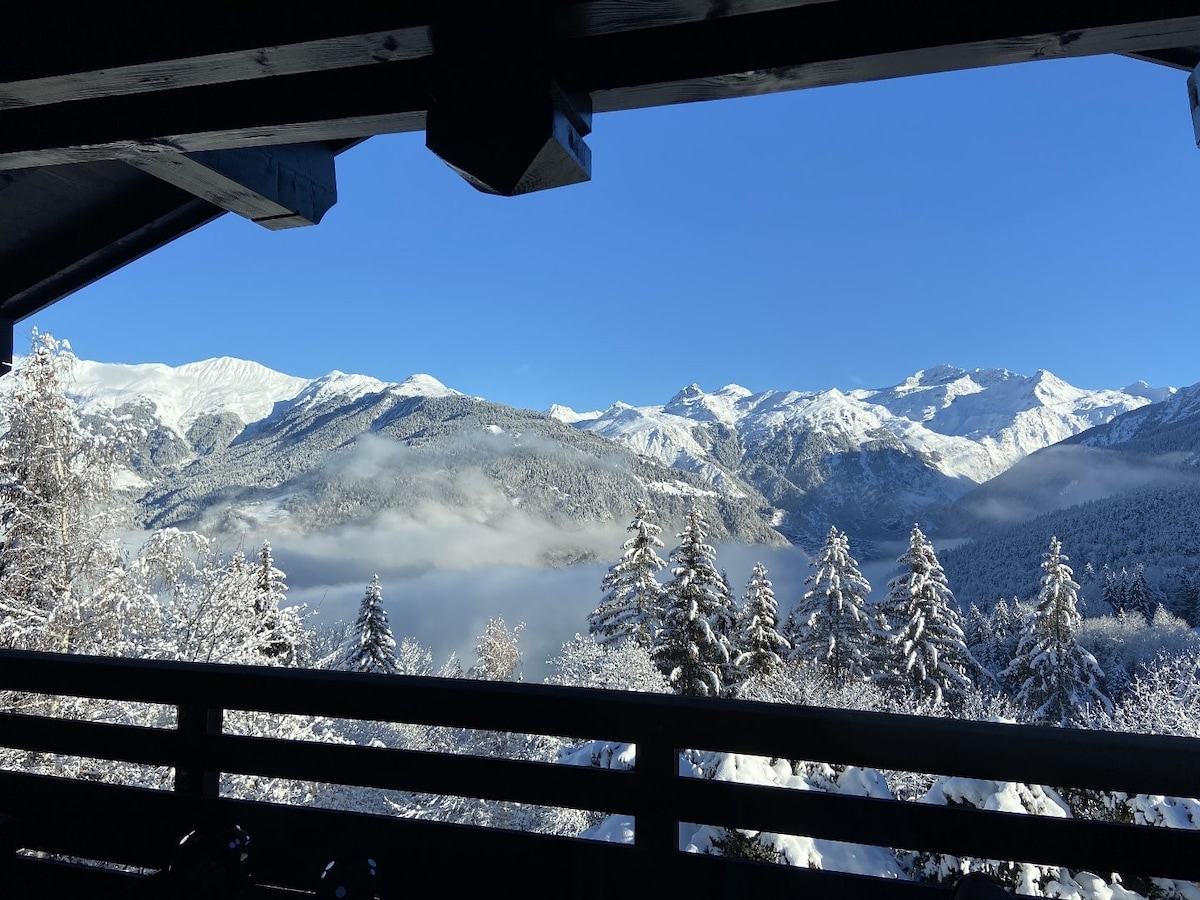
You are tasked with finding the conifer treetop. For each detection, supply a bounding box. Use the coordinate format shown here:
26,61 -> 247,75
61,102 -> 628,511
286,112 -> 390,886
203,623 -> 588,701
788,526 -> 874,686
590,499 -> 667,649
344,574 -> 399,675
652,505 -> 732,697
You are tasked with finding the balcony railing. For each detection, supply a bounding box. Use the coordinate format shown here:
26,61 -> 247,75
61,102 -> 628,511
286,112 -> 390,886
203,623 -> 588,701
1,649 -> 1199,898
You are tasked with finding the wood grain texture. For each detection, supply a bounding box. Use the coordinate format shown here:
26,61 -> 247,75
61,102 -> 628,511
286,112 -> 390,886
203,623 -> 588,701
128,144 -> 338,229
2,1 -> 1197,172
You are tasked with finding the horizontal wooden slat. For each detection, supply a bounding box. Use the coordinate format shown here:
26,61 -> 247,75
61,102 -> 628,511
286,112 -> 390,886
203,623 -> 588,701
0,772 -> 200,867
671,778 -> 1200,881
213,732 -> 640,814
0,771 -> 948,898
3,652 -> 1198,798
12,711 -> 1192,879
4,650 -> 1200,892
10,857 -> 149,900
0,712 -> 183,768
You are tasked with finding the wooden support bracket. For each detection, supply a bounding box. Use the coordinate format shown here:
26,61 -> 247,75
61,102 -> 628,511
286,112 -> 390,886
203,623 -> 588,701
425,14 -> 592,196
127,142 -> 337,229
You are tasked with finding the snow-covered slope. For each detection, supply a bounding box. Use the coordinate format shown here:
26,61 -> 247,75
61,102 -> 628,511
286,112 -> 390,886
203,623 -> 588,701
575,367 -> 1159,545
69,357 -> 310,437
937,379 -> 1200,535
547,404 -> 602,425
64,356 -> 783,556
56,354 -> 1169,556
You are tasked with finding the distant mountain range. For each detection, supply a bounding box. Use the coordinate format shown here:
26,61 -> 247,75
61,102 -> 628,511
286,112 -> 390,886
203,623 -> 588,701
53,357 -> 1175,567
936,381 -> 1200,610
556,366 -> 1159,546
66,359 -> 783,563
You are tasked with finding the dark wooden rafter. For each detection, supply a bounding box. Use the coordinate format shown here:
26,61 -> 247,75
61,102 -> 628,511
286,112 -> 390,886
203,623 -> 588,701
1125,46 -> 1200,71
0,5 -> 438,110
127,143 -> 338,230
0,141 -> 363,325
0,2 -> 833,110
576,0 -> 1200,110
1,1 -> 1199,173
1,0 -> 1199,318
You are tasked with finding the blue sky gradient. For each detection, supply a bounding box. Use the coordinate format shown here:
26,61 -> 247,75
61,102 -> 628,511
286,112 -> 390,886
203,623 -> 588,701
28,55 -> 1200,412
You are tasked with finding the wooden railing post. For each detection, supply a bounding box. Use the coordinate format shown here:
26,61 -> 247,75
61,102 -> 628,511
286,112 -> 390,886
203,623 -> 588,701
175,704 -> 222,800
635,731 -> 677,857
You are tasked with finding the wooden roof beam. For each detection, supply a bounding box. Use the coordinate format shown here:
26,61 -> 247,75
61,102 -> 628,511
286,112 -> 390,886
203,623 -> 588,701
425,12 -> 592,196
0,62 -> 431,172
0,0 -> 1197,178
570,0 -> 1200,113
0,2 -> 829,111
0,6 -> 436,110
128,144 -> 338,230
1125,47 -> 1200,71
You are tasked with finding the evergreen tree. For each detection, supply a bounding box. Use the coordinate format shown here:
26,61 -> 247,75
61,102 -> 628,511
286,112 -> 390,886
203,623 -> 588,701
786,527 -> 874,686
874,525 -> 979,707
969,598 -> 1024,681
1080,562 -> 1097,589
713,567 -> 740,689
1103,566 -> 1128,616
589,499 -> 666,649
1002,537 -> 1112,726
1126,563 -> 1157,623
733,562 -> 790,681
253,540 -> 304,661
962,603 -> 987,654
651,506 -> 731,697
343,575 -> 399,675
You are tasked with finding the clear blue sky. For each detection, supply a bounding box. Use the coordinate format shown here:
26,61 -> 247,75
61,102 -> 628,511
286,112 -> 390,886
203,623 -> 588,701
27,54 -> 1200,412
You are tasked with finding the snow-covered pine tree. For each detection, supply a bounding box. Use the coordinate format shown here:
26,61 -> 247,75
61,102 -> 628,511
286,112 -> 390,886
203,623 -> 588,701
967,598 -> 1023,682
0,330 -> 138,654
253,540 -> 304,662
1103,566 -> 1128,616
1126,563 -> 1157,623
875,524 -> 979,707
733,562 -> 790,681
343,575 -> 399,675
589,499 -> 667,649
713,566 -> 740,689
652,506 -> 731,697
786,527 -> 874,686
1002,537 -> 1112,726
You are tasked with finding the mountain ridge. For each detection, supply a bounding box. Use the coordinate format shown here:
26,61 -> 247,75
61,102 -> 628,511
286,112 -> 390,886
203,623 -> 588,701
41,352 -> 1173,556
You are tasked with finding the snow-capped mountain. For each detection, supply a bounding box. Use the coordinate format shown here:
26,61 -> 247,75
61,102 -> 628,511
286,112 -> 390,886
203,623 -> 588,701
931,382 -> 1200,608
568,366 -> 1155,546
937,379 -> 1200,535
54,355 -> 1169,560
70,357 -> 310,438
69,357 -> 784,559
